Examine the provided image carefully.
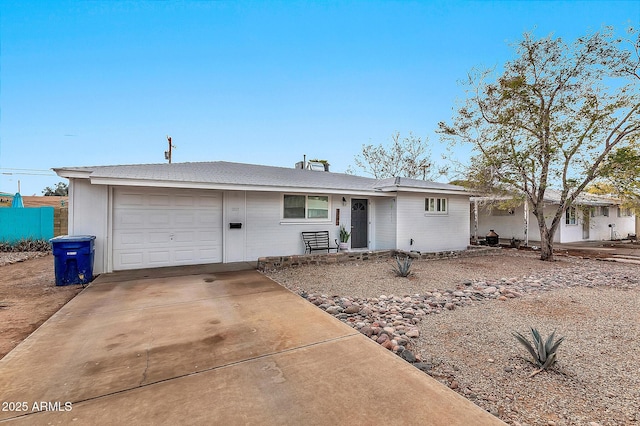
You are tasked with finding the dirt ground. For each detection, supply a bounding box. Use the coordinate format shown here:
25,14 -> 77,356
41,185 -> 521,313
0,244 -> 633,361
0,255 -> 83,359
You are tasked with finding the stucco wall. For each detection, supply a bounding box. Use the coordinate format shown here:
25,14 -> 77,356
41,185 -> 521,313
371,197 -> 396,250
586,207 -> 636,241
68,180 -> 473,271
244,192 -> 346,260
68,179 -> 109,274
396,193 -> 470,252
474,202 -> 636,243
472,203 -> 527,242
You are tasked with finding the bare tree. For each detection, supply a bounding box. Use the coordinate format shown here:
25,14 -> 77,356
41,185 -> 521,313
439,27 -> 640,261
351,132 -> 438,180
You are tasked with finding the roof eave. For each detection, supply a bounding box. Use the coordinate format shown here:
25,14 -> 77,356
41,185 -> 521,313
86,176 -> 394,197
377,186 -> 470,196
53,168 -> 94,179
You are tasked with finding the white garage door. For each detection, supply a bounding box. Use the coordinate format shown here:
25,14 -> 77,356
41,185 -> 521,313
113,187 -> 222,270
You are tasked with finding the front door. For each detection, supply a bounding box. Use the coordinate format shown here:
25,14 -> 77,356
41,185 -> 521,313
351,199 -> 368,249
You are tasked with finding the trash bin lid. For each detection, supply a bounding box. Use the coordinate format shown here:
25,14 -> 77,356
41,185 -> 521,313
49,235 -> 96,243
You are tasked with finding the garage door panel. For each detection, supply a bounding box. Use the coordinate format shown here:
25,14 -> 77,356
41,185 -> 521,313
118,193 -> 145,206
200,248 -> 220,260
198,231 -> 219,243
175,196 -> 195,207
175,213 -> 196,226
113,188 -> 222,270
174,249 -> 196,262
199,213 -> 221,226
198,195 -> 221,207
118,212 -> 145,227
118,252 -> 144,267
148,251 -> 171,264
149,213 -> 171,226
172,231 -> 195,243
149,232 -> 171,244
149,194 -> 171,206
119,232 -> 145,245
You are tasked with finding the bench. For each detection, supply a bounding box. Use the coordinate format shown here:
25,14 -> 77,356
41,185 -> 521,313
301,231 -> 339,254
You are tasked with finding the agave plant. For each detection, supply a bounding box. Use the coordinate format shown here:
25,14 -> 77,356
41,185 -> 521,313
513,327 -> 565,376
392,256 -> 413,277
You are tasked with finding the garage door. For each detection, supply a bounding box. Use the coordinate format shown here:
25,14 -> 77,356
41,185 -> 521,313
113,187 -> 222,270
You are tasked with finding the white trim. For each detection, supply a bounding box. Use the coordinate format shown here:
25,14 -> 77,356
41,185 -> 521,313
424,197 -> 448,215
377,186 -> 468,195
106,186 -> 114,273
85,176 -> 398,197
54,169 -> 93,179
68,180 -> 75,234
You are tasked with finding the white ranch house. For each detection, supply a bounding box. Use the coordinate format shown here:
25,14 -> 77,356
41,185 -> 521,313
54,161 -> 471,274
471,190 -> 637,245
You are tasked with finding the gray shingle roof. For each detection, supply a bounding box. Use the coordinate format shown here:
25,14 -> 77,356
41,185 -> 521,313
54,161 -> 468,194
471,189 -> 621,206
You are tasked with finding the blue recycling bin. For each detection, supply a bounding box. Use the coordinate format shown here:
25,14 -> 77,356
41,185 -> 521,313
50,235 -> 96,286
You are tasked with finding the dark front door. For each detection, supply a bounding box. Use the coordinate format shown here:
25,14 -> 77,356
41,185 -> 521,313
351,199 -> 368,249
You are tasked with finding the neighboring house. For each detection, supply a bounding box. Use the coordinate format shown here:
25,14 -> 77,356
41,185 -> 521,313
471,190 -> 636,244
53,161 -> 471,274
22,196 -> 68,208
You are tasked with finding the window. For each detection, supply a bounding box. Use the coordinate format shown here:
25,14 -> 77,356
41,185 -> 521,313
602,206 -> 609,217
283,195 -> 329,220
425,197 -> 447,213
618,207 -> 632,217
565,206 -> 577,225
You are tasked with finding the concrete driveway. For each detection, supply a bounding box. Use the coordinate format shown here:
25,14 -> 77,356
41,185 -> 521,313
0,264 -> 504,425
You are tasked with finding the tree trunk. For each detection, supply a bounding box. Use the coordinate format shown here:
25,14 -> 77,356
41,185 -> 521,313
537,216 -> 555,261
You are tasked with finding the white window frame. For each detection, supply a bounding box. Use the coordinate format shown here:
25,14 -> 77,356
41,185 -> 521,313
565,206 -> 577,225
425,197 -> 448,214
618,207 -> 632,217
282,194 -> 330,222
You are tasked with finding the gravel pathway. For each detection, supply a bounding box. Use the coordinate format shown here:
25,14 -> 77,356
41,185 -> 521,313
266,251 -> 640,426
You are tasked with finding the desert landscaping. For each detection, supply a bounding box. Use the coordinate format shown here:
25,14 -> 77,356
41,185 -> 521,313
2,248 -> 639,425
266,249 -> 640,426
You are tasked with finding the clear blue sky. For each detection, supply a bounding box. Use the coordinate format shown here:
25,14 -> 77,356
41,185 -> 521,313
1,0 -> 637,195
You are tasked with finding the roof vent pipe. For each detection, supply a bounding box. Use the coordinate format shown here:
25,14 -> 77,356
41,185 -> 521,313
295,155 -> 307,170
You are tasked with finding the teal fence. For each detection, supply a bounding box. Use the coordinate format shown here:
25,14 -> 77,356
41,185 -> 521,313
0,207 -> 54,243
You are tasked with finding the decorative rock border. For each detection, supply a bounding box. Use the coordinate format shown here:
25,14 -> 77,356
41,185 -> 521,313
257,246 -> 501,272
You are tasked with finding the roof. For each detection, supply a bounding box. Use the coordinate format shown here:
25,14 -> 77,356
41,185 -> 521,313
53,161 -> 468,196
544,189 -> 619,206
471,189 -> 621,206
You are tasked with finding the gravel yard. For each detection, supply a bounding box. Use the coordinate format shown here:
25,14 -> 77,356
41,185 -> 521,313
266,250 -> 640,426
